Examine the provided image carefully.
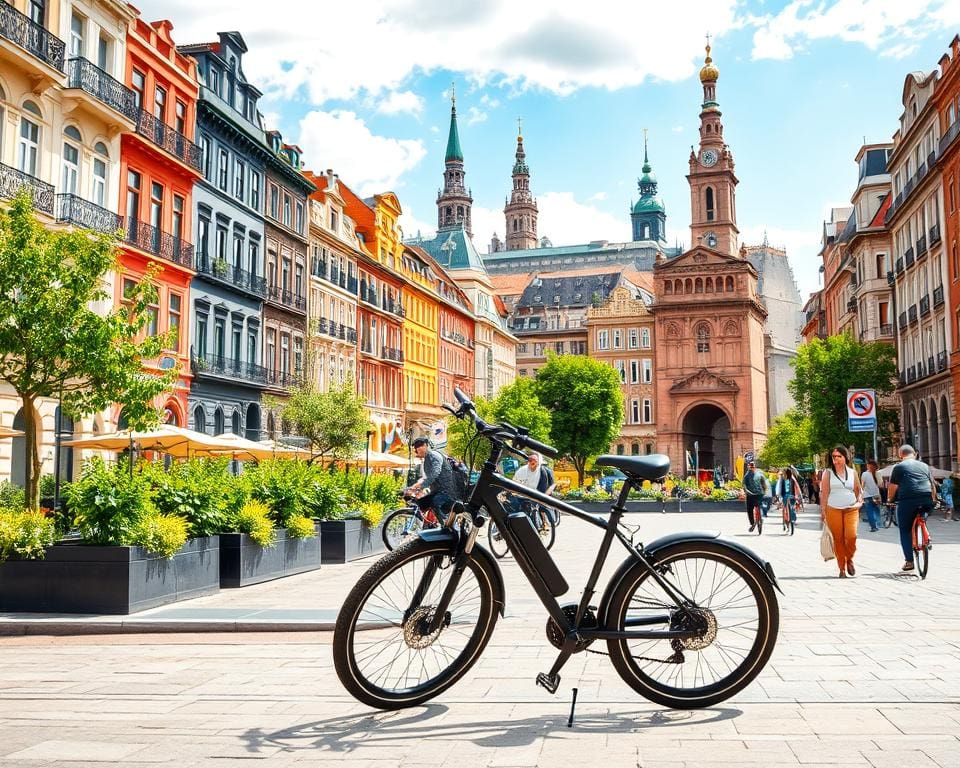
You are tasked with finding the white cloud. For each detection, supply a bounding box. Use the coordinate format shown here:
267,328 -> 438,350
537,192 -> 631,246
297,110 -> 427,196
466,107 -> 488,126
589,191 -> 607,202
375,90 -> 425,117
480,94 -> 501,108
672,125 -> 685,133
750,0 -> 957,61
398,205 -> 437,242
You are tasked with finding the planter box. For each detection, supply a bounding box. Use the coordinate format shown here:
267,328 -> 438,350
0,536 -> 220,615
320,518 -> 385,564
219,523 -> 321,587
568,499 -> 746,515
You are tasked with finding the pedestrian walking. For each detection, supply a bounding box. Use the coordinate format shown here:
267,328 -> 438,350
939,474 -> 954,521
743,460 -> 770,532
774,468 -> 800,524
860,459 -> 883,532
886,444 -> 938,572
819,446 -> 863,578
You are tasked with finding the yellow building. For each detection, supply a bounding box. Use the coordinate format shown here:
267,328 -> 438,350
400,245 -> 443,433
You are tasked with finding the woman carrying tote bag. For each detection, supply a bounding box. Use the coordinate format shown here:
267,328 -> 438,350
819,446 -> 863,578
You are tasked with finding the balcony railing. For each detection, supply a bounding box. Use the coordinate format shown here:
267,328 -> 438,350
895,257 -> 904,275
0,161 -> 54,214
846,299 -> 857,313
124,218 -> 193,268
887,270 -> 896,286
940,119 -> 960,155
919,294 -> 930,316
55,194 -> 120,233
904,247 -> 915,268
347,276 -> 358,294
907,365 -> 916,383
898,311 -> 907,330
66,58 -> 136,121
384,299 -> 406,318
938,351 -> 948,372
135,110 -> 203,171
927,356 -> 935,377
190,348 -> 268,385
933,284 -> 944,307
929,223 -> 941,245
195,256 -> 267,297
267,368 -> 303,389
382,346 -> 404,363
266,285 -> 307,312
312,317 -> 357,344
310,259 -> 326,279
880,323 -> 893,336
916,235 -> 927,257
0,1 -> 65,72
908,304 -> 918,324
898,372 -> 906,387
917,360 -> 925,379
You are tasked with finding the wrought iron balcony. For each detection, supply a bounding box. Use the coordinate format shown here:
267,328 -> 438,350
846,298 -> 857,313
382,346 -> 404,363
895,257 -> 904,275
267,368 -> 303,389
927,356 -> 935,376
194,256 -> 267,297
933,284 -> 944,307
384,298 -> 406,318
66,58 -> 136,121
898,372 -> 906,387
266,285 -> 307,312
190,347 -> 268,385
904,247 -> 915,268
0,162 -> 54,214
880,323 -> 893,337
898,311 -> 907,330
929,223 -> 941,245
887,270 -> 896,286
940,119 -> 960,155
123,218 -> 194,268
55,194 -> 120,233
917,360 -> 925,379
0,1 -> 64,72
919,294 -> 930,316
135,110 -> 203,171
347,276 -> 358,294
916,235 -> 927,257
938,351 -> 948,372
907,365 -> 916,383
310,258 -> 327,279
908,304 -> 918,324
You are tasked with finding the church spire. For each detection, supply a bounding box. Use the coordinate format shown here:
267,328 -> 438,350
504,119 -> 538,251
436,84 -> 473,237
631,129 -> 666,243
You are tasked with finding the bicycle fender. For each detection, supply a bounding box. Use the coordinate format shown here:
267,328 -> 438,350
418,528 -> 507,617
597,531 -> 783,627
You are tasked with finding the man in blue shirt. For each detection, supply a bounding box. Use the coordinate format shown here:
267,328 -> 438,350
406,437 -> 457,520
743,461 -> 770,532
886,444 -> 938,572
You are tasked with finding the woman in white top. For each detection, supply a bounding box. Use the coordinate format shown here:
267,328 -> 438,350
860,459 -> 882,532
819,445 -> 863,578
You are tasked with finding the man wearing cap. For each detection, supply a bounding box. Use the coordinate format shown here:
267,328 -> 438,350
742,460 -> 770,532
405,437 -> 457,520
886,444 -> 937,572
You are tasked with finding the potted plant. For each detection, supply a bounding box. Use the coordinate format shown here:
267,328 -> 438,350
212,257 -> 229,277
319,470 -> 397,564
0,458 -> 219,615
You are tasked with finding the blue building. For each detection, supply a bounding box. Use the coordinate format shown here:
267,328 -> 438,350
179,32 -> 269,439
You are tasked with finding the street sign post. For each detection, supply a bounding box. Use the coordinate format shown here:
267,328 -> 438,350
847,388 -> 878,461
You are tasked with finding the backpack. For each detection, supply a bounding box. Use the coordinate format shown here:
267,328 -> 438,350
446,456 -> 471,500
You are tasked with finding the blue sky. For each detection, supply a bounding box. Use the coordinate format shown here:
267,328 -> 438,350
135,0 -> 960,301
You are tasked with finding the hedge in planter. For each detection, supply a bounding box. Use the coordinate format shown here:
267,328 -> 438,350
320,501 -> 387,564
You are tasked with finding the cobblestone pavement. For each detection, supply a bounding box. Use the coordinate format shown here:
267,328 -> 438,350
0,506 -> 958,767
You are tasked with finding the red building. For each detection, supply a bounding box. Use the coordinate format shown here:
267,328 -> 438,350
118,16 -> 202,425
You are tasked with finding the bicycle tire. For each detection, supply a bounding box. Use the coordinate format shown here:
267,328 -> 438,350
604,539 -> 779,709
537,509 -> 556,551
382,508 -> 422,551
914,520 -> 930,579
883,508 -> 894,528
754,506 -> 763,535
487,520 -> 509,559
333,538 -> 500,710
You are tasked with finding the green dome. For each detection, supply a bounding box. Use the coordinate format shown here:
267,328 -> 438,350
633,196 -> 665,214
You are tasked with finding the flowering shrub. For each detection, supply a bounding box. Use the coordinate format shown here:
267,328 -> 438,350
286,514 -> 317,539
0,508 -> 56,561
129,513 -> 189,558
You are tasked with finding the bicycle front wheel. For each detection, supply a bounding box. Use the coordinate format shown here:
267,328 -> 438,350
382,508 -> 422,551
333,538 -> 500,709
914,521 -> 930,579
604,539 -> 779,709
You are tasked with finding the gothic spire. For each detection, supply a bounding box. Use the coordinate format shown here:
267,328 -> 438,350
444,84 -> 464,162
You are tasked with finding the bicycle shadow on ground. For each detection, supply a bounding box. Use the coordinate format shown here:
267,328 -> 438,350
238,703 -> 742,755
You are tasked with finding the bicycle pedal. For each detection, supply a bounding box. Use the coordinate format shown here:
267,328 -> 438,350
536,672 -> 561,695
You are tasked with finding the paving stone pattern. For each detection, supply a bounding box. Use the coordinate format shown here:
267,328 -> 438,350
0,506 -> 958,767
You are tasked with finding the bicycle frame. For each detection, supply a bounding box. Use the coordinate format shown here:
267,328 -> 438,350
421,443 -> 702,644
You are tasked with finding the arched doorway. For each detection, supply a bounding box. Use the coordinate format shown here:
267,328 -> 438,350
927,399 -> 940,468
939,395 -> 952,470
681,403 -> 731,473
917,401 -> 928,460
245,403 -> 261,441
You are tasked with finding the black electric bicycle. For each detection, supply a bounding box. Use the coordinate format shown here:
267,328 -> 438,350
333,389 -> 781,711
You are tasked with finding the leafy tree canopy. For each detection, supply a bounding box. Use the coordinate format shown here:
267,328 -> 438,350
0,192 -> 175,508
758,408 -> 814,468
535,353 -> 624,485
272,377 -> 367,462
788,334 -> 897,457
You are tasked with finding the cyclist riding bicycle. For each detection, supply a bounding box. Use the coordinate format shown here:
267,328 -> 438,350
886,444 -> 938,572
743,461 -> 770,532
404,437 -> 457,522
509,452 -> 557,528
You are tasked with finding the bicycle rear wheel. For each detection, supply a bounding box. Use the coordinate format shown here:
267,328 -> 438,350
333,538 -> 500,709
536,509 -> 556,551
382,508 -> 422,551
604,539 -> 779,709
754,506 -> 763,535
487,520 -> 508,559
914,520 -> 930,579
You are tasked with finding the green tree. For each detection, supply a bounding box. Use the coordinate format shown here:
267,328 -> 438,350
789,334 -> 897,458
758,408 -> 814,467
0,192 -> 175,509
272,377 -> 367,463
535,353 -> 624,486
446,393 -> 495,471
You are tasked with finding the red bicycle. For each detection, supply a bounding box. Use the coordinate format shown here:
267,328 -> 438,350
912,506 -> 933,579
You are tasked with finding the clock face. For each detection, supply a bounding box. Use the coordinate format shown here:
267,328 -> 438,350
701,149 -> 719,167
705,231 -> 718,248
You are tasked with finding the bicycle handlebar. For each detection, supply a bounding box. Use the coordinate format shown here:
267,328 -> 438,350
449,387 -> 559,459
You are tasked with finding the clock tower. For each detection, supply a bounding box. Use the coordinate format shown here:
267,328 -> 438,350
688,43 -> 739,257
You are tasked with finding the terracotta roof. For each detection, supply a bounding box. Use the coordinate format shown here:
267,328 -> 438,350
489,273 -> 535,295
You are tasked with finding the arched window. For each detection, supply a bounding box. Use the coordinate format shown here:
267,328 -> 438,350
631,443 -> 640,456
62,125 -> 81,195
616,443 -> 625,455
193,405 -> 206,434
696,323 -> 711,353
92,141 -> 109,207
705,277 -> 714,293
17,101 -> 42,176
684,278 -> 693,293
725,276 -> 734,292
694,278 -> 703,293
664,281 -> 673,294
231,410 -> 241,435
705,186 -> 715,221
715,276 -> 723,293
674,279 -> 682,294
213,407 -> 225,435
